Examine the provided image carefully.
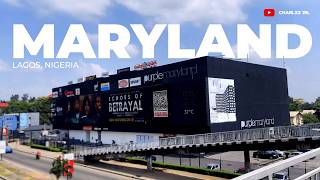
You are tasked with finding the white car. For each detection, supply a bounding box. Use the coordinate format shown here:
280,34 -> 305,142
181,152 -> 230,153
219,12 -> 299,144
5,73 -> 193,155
273,172 -> 289,180
275,150 -> 285,157
206,163 -> 220,170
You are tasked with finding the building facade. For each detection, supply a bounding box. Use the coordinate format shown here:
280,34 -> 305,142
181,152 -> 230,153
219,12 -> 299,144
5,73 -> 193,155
52,56 -> 290,144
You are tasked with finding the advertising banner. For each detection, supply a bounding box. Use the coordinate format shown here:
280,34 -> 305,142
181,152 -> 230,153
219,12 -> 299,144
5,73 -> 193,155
0,115 -> 18,131
208,78 -> 237,123
100,82 -> 110,91
108,91 -> 144,123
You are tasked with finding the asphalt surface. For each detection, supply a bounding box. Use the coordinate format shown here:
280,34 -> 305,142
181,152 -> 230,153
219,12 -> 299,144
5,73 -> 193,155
3,151 -> 134,180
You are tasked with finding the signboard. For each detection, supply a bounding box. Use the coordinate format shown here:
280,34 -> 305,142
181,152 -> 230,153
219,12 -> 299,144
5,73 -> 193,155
0,141 -> 5,154
117,67 -> 130,74
129,77 -> 141,87
101,72 -> 109,77
0,102 -> 9,108
64,153 -> 74,160
208,78 -> 236,123
118,79 -> 129,89
19,113 -> 29,129
108,91 -> 143,120
85,75 -> 96,81
134,60 -> 157,71
101,82 -> 110,91
0,115 -> 18,130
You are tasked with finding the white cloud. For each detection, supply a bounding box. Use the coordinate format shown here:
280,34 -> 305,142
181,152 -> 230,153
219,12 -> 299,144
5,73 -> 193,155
126,43 -> 139,57
0,59 -> 10,72
76,62 -> 107,77
1,0 -> 21,7
2,0 -> 113,20
117,0 -> 249,24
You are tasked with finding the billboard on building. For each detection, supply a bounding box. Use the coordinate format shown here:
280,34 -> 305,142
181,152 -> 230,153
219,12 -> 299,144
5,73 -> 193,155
0,115 -> 18,131
19,113 -> 29,129
208,78 -> 237,123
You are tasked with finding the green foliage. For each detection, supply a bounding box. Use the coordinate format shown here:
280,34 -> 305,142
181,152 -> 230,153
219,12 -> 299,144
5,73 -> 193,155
30,144 -> 63,152
314,98 -> 320,110
302,113 -> 320,124
50,157 -> 73,180
3,95 -> 51,124
50,157 -> 63,180
289,102 -> 299,111
125,157 -> 240,179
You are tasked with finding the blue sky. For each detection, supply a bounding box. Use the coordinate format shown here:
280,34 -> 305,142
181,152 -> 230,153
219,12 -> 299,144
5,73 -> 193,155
0,0 -> 319,102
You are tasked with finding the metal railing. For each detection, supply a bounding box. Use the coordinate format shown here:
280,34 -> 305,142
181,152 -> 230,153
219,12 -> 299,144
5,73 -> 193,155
73,123 -> 320,157
232,147 -> 320,180
295,166 -> 320,180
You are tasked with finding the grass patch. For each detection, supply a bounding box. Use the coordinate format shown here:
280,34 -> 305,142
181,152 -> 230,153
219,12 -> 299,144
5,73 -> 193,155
124,157 -> 240,179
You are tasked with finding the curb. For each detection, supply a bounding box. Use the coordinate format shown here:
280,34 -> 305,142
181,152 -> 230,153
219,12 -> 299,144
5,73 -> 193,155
12,148 -> 146,180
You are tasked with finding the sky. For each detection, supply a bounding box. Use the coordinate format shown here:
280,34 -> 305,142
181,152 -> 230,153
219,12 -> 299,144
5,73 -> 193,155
0,0 -> 319,102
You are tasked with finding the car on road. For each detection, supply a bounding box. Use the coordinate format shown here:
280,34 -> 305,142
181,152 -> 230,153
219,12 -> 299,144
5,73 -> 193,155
273,172 -> 289,180
253,150 -> 279,159
5,146 -> 13,153
274,150 -> 285,157
290,151 -> 303,157
206,163 -> 220,170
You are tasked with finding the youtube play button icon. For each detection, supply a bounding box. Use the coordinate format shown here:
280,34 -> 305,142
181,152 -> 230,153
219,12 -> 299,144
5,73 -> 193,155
264,8 -> 275,17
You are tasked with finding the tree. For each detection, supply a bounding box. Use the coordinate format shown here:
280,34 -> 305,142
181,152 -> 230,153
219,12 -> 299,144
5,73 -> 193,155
300,102 -> 314,110
289,102 -> 299,111
50,156 -> 63,180
50,156 -> 72,180
302,113 -> 320,124
22,93 -> 29,102
314,98 -> 320,110
3,95 -> 52,124
10,94 -> 19,101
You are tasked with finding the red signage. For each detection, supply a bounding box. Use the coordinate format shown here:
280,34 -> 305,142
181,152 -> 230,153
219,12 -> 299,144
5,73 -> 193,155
64,90 -> 74,97
83,126 -> 92,131
0,102 -> 8,108
134,60 -> 157,71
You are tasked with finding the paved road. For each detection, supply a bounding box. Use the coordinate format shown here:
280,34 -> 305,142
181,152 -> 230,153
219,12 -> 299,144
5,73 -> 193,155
3,151 -> 134,180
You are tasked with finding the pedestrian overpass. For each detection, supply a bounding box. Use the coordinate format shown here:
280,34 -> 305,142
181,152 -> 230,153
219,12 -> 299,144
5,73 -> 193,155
73,123 -> 320,158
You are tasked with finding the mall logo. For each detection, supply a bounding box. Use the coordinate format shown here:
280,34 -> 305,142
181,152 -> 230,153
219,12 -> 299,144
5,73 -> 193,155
144,64 -> 198,83
130,77 -> 141,87
241,117 -> 275,129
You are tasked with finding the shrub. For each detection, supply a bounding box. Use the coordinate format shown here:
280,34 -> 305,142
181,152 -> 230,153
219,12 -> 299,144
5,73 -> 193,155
30,143 -> 63,152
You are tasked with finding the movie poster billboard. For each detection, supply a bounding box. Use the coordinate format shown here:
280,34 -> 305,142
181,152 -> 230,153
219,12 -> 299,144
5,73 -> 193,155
208,78 -> 237,123
108,91 -> 144,123
153,90 -> 168,117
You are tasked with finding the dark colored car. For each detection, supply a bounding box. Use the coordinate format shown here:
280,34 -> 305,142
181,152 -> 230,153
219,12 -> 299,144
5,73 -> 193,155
253,150 -> 279,159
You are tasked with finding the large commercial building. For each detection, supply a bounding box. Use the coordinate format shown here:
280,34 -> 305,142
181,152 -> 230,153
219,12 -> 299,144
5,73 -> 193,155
52,56 -> 290,144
